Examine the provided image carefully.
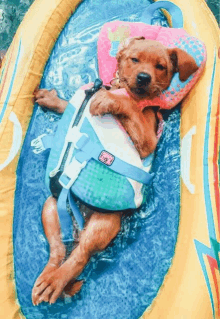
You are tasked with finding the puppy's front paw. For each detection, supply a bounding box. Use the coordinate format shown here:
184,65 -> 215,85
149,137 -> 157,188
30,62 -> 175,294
35,89 -> 58,107
34,89 -> 67,113
90,89 -> 113,116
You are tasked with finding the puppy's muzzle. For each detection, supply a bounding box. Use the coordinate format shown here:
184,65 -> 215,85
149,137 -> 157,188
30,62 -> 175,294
136,72 -> 152,86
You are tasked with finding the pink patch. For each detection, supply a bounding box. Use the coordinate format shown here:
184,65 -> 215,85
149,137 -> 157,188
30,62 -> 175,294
99,151 -> 115,166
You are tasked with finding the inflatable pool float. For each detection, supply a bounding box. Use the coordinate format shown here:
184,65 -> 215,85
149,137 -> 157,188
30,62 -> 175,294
0,0 -> 219,318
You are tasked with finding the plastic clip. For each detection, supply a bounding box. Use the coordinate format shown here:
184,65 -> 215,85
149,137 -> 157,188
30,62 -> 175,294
59,158 -> 87,189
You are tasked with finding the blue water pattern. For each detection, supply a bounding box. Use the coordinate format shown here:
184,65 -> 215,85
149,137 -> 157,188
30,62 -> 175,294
13,0 -> 181,318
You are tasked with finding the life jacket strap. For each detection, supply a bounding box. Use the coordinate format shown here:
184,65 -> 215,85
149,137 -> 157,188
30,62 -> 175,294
57,188 -> 85,243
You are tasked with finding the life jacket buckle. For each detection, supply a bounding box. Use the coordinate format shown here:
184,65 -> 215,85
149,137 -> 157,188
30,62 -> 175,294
59,158 -> 87,189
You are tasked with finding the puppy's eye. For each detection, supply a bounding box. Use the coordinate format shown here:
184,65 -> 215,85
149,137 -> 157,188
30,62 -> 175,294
156,64 -> 166,71
131,57 -> 139,63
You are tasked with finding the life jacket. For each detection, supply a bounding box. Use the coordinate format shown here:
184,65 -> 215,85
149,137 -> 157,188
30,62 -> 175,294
31,22 -> 206,242
32,79 -> 162,241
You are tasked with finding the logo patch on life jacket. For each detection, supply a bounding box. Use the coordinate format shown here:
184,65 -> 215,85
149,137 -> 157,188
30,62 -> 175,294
99,151 -> 115,166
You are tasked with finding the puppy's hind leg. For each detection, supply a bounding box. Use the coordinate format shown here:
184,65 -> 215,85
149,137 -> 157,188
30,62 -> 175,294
33,212 -> 122,305
32,196 -> 66,305
63,211 -> 122,297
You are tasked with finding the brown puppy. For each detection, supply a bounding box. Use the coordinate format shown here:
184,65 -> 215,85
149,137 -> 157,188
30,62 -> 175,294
90,37 -> 199,157
32,38 -> 198,306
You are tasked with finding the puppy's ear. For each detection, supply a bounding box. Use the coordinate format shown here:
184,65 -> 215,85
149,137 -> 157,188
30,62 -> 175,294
116,36 -> 145,62
168,48 -> 199,82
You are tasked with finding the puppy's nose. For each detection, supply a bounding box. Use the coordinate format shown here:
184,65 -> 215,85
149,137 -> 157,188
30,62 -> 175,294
137,73 -> 151,86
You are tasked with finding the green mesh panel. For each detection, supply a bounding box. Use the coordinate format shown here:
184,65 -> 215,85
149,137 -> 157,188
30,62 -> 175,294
71,159 -> 141,211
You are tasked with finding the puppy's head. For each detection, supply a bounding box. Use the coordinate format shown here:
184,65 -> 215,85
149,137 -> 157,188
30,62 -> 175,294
116,37 -> 199,100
